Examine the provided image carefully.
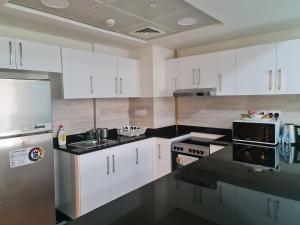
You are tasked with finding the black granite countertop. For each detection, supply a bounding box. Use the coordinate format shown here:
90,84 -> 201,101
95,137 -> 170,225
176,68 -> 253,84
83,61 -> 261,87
66,142 -> 300,225
54,125 -> 232,155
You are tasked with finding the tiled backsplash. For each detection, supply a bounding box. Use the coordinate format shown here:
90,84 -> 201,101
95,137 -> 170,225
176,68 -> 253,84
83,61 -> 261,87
129,97 -> 175,128
52,98 -> 129,137
178,95 -> 300,128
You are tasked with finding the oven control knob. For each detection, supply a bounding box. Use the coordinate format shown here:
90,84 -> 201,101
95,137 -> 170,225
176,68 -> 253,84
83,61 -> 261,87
180,147 -> 184,151
189,149 -> 192,152
196,150 -> 200,154
200,151 -> 204,155
192,150 -> 196,153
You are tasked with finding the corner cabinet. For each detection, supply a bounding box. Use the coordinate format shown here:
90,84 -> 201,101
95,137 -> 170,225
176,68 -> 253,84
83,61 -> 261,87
0,36 -> 61,73
61,47 -> 138,99
276,39 -> 300,94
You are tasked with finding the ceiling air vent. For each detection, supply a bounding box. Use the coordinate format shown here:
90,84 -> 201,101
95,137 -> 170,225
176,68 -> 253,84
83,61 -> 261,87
130,27 -> 165,39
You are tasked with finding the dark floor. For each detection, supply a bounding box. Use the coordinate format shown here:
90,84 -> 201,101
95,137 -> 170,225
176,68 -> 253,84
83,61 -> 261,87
56,210 -> 72,224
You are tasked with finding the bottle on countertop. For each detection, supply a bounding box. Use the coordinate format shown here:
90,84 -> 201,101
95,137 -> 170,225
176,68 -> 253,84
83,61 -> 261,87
57,125 -> 67,147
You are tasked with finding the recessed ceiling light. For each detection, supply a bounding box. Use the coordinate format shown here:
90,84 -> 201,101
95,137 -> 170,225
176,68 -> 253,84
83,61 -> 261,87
148,2 -> 157,8
104,18 -> 116,28
177,18 -> 198,26
40,0 -> 70,9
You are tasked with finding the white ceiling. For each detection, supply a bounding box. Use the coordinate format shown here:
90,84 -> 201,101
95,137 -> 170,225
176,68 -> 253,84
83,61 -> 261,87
0,0 -> 300,50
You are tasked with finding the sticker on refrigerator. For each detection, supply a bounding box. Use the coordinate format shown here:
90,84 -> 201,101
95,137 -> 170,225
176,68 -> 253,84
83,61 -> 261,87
9,147 -> 45,168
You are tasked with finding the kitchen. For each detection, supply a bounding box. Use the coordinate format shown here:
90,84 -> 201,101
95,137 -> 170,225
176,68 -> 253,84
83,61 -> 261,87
1,0 -> 300,225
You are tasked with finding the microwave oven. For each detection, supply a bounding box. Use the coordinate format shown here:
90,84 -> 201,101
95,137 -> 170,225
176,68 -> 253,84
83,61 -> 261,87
232,120 -> 280,145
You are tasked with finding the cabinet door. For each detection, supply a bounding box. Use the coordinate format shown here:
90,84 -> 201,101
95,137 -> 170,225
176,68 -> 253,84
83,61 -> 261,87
0,37 -> 16,69
93,53 -> 117,98
61,48 -> 93,99
133,139 -> 154,189
237,186 -> 274,225
178,55 -> 197,89
274,196 -> 300,225
79,149 -> 111,215
15,39 -> 61,73
196,52 -> 218,88
117,57 -> 138,98
165,59 -> 179,96
110,144 -> 135,200
236,43 -> 276,95
154,138 -> 172,180
276,39 -> 300,94
217,50 -> 236,96
215,182 -> 237,225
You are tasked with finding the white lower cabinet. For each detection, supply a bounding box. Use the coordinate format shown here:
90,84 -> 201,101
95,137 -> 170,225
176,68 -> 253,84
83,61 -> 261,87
79,148 -> 111,215
133,139 -> 154,189
273,196 -> 300,225
153,138 -> 172,180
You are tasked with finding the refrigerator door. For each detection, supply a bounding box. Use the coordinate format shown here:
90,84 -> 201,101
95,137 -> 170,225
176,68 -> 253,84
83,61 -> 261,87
0,132 -> 55,225
0,79 -> 52,138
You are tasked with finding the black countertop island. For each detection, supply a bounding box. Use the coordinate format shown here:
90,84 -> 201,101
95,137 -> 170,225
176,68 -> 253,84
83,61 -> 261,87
66,143 -> 300,225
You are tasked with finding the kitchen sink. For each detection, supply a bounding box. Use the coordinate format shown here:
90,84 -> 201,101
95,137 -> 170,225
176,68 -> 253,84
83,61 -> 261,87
69,139 -> 118,149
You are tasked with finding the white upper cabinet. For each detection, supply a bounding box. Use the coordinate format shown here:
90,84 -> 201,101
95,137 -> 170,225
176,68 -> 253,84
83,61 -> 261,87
276,39 -> 300,94
236,43 -> 277,95
0,37 -> 61,72
117,57 -> 138,98
92,53 -> 117,98
165,58 -> 179,96
62,48 -> 94,99
178,55 -> 198,89
14,39 -> 61,73
217,50 -> 236,96
61,47 -> 138,99
0,37 -> 16,69
196,52 -> 218,89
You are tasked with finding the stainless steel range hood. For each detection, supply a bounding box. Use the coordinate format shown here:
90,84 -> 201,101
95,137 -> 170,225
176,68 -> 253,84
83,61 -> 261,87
173,88 -> 216,97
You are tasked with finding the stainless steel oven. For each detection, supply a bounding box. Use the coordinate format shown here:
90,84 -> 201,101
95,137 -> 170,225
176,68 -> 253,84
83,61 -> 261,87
232,120 -> 280,145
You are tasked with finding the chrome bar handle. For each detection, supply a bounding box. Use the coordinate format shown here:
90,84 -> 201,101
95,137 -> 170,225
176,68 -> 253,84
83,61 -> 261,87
9,41 -> 13,65
135,148 -> 139,164
106,156 -> 110,175
112,154 -> 115,173
115,77 -> 118,94
219,74 -> 222,92
278,69 -> 282,90
198,68 -> 201,85
192,69 -> 195,85
275,200 -> 280,221
268,70 -> 272,90
267,198 -> 272,218
120,78 -> 123,94
199,187 -> 202,204
158,144 -> 161,159
90,76 -> 94,94
218,185 -> 223,203
19,42 -> 23,66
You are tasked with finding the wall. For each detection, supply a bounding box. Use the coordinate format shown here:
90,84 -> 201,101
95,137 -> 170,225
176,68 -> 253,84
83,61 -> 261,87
129,97 -> 175,129
177,27 -> 300,57
177,95 -> 300,129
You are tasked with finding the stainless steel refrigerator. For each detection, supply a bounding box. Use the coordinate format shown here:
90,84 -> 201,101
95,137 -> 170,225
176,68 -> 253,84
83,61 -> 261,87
0,78 -> 55,225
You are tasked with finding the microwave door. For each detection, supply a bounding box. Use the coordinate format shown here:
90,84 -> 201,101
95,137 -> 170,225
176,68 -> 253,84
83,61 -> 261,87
0,79 -> 52,138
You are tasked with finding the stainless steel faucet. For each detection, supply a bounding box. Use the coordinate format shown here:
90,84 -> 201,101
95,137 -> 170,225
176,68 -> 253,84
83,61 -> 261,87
96,128 -> 103,141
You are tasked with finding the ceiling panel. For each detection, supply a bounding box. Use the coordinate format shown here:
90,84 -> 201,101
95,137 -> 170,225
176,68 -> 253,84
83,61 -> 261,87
111,0 -> 192,20
74,5 -> 145,32
153,7 -> 220,32
9,0 -> 102,18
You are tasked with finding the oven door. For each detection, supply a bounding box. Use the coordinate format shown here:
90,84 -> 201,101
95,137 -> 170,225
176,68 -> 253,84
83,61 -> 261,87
172,152 -> 199,171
